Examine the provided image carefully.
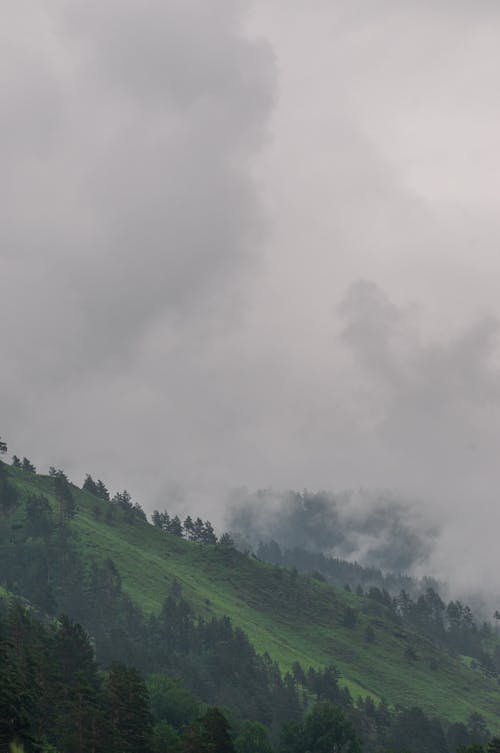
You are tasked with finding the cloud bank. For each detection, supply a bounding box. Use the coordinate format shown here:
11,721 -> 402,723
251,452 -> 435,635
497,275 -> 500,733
3,1 -> 500,596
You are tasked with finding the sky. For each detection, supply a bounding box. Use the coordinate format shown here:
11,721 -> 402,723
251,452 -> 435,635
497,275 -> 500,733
3,0 -> 500,593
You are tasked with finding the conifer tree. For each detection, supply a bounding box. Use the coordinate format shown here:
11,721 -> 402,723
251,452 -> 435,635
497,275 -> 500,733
83,473 -> 99,496
54,474 -> 76,524
182,708 -> 235,753
169,515 -> 183,537
107,663 -> 152,753
96,479 -> 110,501
183,516 -> 194,540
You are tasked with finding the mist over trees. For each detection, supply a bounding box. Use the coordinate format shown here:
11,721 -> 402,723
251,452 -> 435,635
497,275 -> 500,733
227,488 -> 438,574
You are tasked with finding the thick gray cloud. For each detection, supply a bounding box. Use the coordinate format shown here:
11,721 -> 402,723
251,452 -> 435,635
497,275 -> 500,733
3,1 -> 500,596
1,0 -> 275,457
1,0 -> 274,380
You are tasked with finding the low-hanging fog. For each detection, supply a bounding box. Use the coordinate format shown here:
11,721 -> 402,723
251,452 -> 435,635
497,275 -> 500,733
3,0 -> 500,600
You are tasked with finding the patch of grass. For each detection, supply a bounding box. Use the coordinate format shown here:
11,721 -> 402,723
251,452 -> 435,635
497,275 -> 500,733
6,465 -> 500,729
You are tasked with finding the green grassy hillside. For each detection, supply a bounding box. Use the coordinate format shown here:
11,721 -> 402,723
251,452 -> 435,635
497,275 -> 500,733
6,466 -> 500,729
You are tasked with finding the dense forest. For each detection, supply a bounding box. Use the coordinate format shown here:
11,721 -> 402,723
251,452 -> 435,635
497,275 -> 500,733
1,437 -> 500,753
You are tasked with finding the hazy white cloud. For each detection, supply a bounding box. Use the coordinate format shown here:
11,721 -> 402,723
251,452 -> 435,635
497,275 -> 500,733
3,0 -> 500,595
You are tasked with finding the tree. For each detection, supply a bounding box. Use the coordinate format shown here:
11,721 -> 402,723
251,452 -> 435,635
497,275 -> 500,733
202,520 -> 217,545
282,702 -> 361,753
82,474 -> 99,496
133,502 -> 147,522
219,532 -> 235,548
183,516 -> 194,540
388,707 -> 448,753
169,515 -> 183,537
147,674 -> 199,728
0,438 -> 7,454
235,721 -> 273,753
152,720 -> 181,753
25,494 -> 53,537
112,490 -> 132,508
21,457 -> 36,473
0,461 -> 18,517
49,466 -> 67,478
193,517 -> 205,543
11,456 -> 21,468
0,617 -> 31,751
53,475 -> 76,524
96,479 -> 110,501
106,663 -> 152,753
52,616 -> 101,753
182,708 -> 235,753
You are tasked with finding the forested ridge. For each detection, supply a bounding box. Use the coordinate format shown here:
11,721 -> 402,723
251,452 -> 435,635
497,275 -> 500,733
2,436 -> 500,753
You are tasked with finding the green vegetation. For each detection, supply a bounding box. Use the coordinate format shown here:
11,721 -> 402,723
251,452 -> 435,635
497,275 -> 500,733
3,462 -> 500,732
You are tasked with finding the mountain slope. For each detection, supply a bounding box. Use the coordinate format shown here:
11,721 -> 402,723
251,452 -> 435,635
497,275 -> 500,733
5,465 -> 500,730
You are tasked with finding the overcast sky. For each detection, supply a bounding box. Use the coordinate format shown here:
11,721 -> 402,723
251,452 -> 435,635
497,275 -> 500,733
3,1 -> 500,592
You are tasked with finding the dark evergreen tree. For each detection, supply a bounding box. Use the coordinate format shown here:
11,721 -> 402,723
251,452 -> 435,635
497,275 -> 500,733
0,615 -> 31,751
83,473 -> 99,496
219,532 -> 235,548
386,706 -> 448,753
182,708 -> 235,753
106,663 -> 153,753
49,466 -> 68,480
235,720 -> 273,753
193,517 -> 205,543
50,616 -> 100,753
21,457 -> 36,473
96,479 -> 110,501
184,516 -> 194,540
281,702 -> 360,753
169,515 -> 183,537
0,460 -> 18,517
53,474 -> 76,524
202,520 -> 217,545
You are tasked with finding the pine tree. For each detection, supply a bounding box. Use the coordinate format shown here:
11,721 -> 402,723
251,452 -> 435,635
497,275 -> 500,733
169,515 -> 183,537
0,616 -> 31,750
106,663 -> 152,753
96,479 -> 110,501
219,532 -> 234,548
82,474 -> 99,496
202,520 -> 217,545
52,616 -> 101,753
183,516 -> 194,540
0,461 -> 18,517
193,517 -> 205,543
182,708 -> 235,753
54,474 -> 76,524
